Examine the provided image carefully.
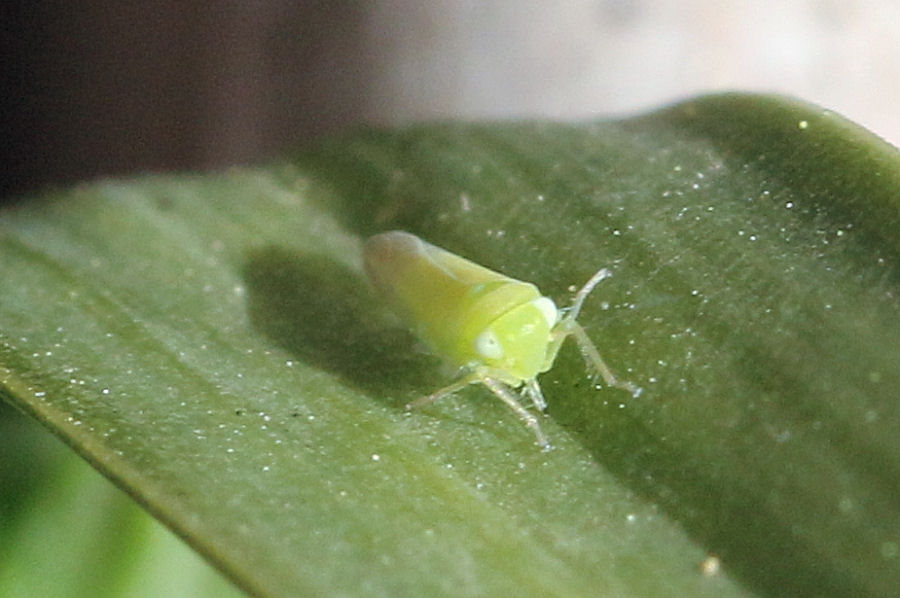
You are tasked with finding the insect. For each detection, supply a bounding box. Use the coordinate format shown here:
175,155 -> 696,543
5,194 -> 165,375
364,231 -> 640,449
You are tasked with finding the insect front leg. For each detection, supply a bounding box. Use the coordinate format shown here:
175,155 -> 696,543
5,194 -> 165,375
409,370 -> 551,448
481,376 -> 550,449
540,266 -> 612,371
568,322 -> 642,397
567,267 -> 612,322
522,378 -> 547,411
546,266 -> 641,397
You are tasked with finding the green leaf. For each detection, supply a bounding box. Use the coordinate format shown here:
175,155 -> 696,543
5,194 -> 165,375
1,93 -> 898,597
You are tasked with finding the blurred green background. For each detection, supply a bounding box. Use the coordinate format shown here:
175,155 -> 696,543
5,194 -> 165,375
0,400 -> 243,597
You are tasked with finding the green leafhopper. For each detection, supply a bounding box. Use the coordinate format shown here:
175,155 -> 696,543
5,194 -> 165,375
365,231 -> 640,449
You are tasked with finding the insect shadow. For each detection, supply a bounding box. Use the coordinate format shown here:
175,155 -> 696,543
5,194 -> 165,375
242,246 -> 438,401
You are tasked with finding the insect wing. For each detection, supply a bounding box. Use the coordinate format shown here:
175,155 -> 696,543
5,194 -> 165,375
365,231 -> 538,365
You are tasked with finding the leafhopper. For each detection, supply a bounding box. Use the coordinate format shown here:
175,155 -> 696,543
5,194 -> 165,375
364,231 -> 639,449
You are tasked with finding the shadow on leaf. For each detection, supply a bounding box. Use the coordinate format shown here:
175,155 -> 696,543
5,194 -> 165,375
242,246 -> 438,401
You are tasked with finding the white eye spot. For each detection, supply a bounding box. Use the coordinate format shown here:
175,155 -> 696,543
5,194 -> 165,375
532,297 -> 558,327
475,330 -> 504,359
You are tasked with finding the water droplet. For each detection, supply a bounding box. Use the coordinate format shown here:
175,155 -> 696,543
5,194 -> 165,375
700,555 -> 721,577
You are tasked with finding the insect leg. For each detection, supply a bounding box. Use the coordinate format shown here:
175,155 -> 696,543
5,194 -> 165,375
548,267 -> 642,397
481,377 -> 550,449
523,378 -> 547,411
568,322 -> 642,397
406,374 -> 477,410
565,267 -> 611,324
542,267 -> 613,369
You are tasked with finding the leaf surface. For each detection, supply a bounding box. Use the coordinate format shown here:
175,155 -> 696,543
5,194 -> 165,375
2,93 -> 898,597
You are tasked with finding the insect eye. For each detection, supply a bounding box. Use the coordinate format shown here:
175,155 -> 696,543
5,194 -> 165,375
475,330 -> 504,359
531,297 -> 558,327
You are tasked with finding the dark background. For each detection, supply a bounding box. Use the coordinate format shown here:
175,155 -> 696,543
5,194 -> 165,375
3,2 -> 897,202
1,2 -> 374,200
